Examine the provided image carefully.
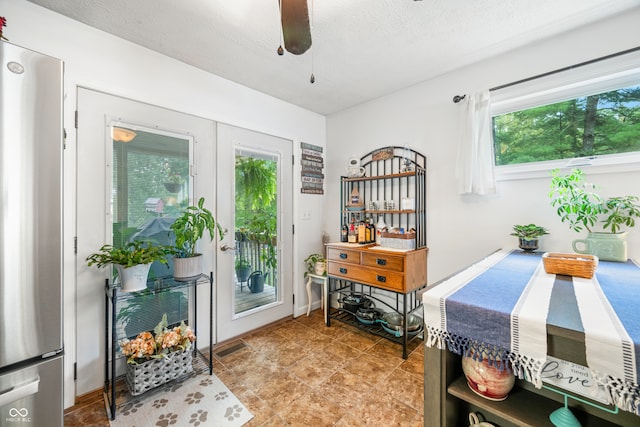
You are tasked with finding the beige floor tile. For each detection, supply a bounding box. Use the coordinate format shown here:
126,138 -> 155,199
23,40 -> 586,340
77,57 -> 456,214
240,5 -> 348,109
64,309 -> 425,426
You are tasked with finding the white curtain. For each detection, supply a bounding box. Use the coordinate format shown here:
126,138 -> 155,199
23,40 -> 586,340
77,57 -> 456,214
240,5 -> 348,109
456,90 -> 496,195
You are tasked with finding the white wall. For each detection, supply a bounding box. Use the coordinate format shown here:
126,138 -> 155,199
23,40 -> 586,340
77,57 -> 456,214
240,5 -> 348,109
326,8 -> 640,286
4,0 -> 326,407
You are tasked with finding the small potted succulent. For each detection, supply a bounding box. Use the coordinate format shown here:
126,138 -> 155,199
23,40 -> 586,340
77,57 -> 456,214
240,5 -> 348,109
304,253 -> 326,277
170,197 -> 224,279
86,240 -> 171,292
549,168 -> 640,261
510,224 -> 549,252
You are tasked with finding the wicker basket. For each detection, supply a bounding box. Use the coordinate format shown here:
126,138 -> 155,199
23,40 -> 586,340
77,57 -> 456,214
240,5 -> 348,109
125,348 -> 194,396
542,252 -> 598,279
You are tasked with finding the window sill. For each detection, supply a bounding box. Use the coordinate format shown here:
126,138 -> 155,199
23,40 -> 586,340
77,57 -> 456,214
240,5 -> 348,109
495,153 -> 640,181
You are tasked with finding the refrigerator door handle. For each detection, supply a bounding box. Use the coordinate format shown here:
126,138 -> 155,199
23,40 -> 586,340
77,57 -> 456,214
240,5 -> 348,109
0,377 -> 40,407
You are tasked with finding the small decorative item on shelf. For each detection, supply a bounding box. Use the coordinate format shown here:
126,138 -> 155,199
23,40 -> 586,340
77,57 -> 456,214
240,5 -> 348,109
461,348 -> 515,401
380,228 -> 416,250
510,223 -> 549,252
542,252 -> 598,279
468,412 -> 496,427
347,186 -> 364,210
120,313 -> 196,396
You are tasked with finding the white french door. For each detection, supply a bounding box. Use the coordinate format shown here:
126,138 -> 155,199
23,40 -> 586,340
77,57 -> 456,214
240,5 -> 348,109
216,124 -> 293,341
75,88 -> 215,396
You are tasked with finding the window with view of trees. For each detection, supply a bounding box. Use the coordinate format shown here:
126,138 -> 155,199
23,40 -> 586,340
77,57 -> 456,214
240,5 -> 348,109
493,84 -> 640,166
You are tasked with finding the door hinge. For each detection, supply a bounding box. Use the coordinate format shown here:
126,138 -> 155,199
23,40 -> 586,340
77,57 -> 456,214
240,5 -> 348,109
292,154 -> 295,165
292,224 -> 295,235
74,236 -> 77,254
73,362 -> 77,380
293,294 -> 295,305
63,128 -> 67,150
74,110 -> 78,129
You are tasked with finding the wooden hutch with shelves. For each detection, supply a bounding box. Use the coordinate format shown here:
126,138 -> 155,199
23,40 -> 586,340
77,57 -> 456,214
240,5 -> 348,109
326,146 -> 428,358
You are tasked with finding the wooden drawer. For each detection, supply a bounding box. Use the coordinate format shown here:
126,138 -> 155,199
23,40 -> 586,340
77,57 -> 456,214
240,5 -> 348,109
327,247 -> 361,264
328,261 -> 404,292
362,252 -> 404,272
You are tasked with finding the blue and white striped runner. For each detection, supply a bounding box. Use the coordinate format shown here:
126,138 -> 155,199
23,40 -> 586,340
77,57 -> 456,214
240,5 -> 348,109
423,250 -> 640,415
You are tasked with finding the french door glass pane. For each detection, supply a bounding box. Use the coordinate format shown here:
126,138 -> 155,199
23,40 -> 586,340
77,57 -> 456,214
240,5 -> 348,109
234,150 -> 279,314
111,124 -> 191,338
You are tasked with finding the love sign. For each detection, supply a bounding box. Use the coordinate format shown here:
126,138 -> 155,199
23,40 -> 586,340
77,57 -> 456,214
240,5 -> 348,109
541,356 -> 609,404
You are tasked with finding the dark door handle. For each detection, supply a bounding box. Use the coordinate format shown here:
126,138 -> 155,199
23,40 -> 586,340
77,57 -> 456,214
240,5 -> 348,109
376,258 -> 387,266
340,267 -> 348,274
376,275 -> 386,283
339,253 -> 347,259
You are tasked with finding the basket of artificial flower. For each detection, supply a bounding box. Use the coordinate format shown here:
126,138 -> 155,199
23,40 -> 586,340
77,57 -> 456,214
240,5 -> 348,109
120,313 -> 197,396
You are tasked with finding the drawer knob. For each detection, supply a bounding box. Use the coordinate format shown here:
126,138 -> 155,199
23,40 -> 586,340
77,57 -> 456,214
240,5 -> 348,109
376,275 -> 386,283
340,253 -> 347,259
340,267 -> 348,274
376,258 -> 387,266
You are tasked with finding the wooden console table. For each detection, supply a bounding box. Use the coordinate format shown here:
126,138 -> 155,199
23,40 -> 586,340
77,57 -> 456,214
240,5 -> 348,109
326,242 -> 428,358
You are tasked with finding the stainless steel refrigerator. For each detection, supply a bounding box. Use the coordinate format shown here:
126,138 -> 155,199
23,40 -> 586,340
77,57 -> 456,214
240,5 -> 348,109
0,42 -> 64,427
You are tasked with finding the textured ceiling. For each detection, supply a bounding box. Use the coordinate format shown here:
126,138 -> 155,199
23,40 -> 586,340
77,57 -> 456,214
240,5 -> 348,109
29,0 -> 639,115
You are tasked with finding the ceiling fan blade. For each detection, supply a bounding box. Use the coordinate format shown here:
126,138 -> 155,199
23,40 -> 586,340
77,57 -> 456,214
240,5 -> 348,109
280,0 -> 312,55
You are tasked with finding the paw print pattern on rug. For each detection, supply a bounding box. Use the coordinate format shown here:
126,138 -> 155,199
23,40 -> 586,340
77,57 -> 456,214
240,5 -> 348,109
214,391 -> 229,401
185,391 -> 205,405
188,409 -> 208,426
199,377 -> 213,387
224,404 -> 244,421
156,412 -> 178,426
120,401 -> 144,416
152,398 -> 169,409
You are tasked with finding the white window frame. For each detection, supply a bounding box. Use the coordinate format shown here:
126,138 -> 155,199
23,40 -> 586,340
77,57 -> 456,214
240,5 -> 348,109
492,49 -> 640,181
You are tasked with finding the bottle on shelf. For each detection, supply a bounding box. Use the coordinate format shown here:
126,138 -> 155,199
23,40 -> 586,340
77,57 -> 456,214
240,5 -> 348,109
376,215 -> 387,245
358,218 -> 366,244
348,215 -> 357,243
341,223 -> 348,242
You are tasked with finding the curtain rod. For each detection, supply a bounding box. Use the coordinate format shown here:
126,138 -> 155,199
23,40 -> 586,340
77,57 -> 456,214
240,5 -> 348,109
452,45 -> 640,103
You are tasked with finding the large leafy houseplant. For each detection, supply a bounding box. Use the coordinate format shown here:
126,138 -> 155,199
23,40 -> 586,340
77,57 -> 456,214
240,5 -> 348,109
549,169 -> 640,234
549,168 -> 640,262
170,197 -> 223,258
170,197 -> 223,279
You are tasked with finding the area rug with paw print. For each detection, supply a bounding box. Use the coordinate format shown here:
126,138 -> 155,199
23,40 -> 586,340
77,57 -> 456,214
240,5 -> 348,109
110,373 -> 253,427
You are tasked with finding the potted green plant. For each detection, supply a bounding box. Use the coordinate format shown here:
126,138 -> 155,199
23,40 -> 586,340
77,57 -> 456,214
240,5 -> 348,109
549,168 -> 640,261
510,224 -> 549,252
304,253 -> 326,277
86,240 -> 171,292
170,197 -> 224,279
235,256 -> 252,284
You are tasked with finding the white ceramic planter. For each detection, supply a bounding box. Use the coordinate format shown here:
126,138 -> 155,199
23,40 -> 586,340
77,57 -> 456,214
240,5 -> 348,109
314,261 -> 326,276
173,254 -> 202,280
116,263 -> 151,292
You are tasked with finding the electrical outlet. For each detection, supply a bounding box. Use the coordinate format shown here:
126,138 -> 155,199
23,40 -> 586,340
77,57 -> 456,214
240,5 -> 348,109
302,210 -> 312,220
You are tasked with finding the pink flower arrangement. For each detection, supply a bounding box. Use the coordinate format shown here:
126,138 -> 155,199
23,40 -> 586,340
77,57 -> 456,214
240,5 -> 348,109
120,314 -> 196,364
0,16 -> 8,41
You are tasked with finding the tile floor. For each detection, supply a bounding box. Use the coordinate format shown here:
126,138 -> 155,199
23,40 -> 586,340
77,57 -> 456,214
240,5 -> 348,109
64,309 -> 424,426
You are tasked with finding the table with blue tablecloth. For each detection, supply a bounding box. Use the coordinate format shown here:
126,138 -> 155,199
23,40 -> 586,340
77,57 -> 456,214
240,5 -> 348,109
422,249 -> 640,426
